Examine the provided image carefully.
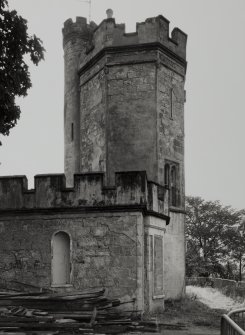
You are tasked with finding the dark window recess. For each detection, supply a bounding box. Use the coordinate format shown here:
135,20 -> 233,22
164,164 -> 170,188
170,88 -> 174,119
170,166 -> 177,206
71,123 -> 74,141
164,160 -> 180,207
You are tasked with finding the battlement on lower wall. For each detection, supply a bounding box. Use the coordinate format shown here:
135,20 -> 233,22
0,171 -> 169,217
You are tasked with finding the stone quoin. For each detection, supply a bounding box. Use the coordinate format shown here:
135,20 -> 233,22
0,10 -> 187,312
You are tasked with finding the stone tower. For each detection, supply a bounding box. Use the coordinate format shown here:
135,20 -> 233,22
63,13 -> 187,203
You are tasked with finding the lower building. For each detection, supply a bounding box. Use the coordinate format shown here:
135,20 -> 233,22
0,171 -> 185,311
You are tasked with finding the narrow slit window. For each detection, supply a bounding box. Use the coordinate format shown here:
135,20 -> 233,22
170,88 -> 174,119
71,123 -> 74,141
170,166 -> 177,206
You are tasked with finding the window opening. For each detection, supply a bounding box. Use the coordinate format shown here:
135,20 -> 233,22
52,231 -> 71,285
164,164 -> 170,188
170,88 -> 174,119
170,166 -> 177,206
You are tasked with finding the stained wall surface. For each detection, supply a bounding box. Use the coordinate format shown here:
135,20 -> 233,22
64,15 -> 187,191
157,63 -> 185,206
80,69 -> 106,174
107,62 -> 157,185
0,212 -> 144,309
164,211 -> 185,299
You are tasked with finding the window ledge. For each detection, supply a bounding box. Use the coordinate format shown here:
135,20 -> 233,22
51,284 -> 73,288
153,294 -> 165,300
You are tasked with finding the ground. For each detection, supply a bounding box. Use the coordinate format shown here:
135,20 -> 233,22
156,296 -> 222,334
147,285 -> 244,334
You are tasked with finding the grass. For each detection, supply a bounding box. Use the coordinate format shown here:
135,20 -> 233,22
153,295 -> 226,329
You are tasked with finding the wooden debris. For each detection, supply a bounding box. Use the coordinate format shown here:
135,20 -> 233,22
0,287 -> 157,334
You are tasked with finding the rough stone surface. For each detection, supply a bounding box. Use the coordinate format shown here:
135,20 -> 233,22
0,212 -> 144,309
157,64 -> 185,207
0,172 -> 168,215
64,15 -> 187,194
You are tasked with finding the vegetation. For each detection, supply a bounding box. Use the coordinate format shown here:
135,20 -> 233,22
156,296 -> 222,329
186,196 -> 245,280
0,0 -> 45,144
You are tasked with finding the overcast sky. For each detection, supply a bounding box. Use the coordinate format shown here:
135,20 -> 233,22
1,0 -> 245,210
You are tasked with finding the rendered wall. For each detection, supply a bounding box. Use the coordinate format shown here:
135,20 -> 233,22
144,216 -> 166,312
0,211 -> 144,309
164,211 -> 185,299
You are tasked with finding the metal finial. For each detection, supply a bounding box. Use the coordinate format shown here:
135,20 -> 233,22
106,9 -> 113,19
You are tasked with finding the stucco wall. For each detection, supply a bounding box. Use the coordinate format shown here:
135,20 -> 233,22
164,211 -> 185,299
0,211 -> 144,309
144,216 -> 166,312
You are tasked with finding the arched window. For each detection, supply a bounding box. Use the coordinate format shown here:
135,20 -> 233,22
164,164 -> 170,188
51,232 -> 71,285
170,166 -> 177,206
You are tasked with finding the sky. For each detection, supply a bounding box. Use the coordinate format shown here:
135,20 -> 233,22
1,0 -> 245,210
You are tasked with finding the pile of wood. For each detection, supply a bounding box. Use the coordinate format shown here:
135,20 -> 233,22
0,288 -> 158,334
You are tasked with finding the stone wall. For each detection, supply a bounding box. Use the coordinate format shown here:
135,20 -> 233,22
80,69 -> 106,173
107,62 -> 157,185
157,64 -> 185,207
63,14 -> 187,190
0,172 -> 169,218
63,17 -> 93,186
0,211 -> 144,309
187,277 -> 245,300
78,15 -> 187,71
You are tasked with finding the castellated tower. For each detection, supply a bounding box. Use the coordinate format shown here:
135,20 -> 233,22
61,11 -> 187,305
63,13 -> 187,203
0,11 -> 187,313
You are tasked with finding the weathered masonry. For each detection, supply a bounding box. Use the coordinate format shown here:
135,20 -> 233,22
0,11 -> 187,312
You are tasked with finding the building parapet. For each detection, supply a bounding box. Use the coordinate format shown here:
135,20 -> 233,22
0,171 -> 169,217
63,15 -> 187,71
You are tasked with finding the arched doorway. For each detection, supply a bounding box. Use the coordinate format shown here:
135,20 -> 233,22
51,231 -> 71,285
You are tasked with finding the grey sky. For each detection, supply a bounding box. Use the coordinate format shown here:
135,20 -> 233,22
1,0 -> 245,210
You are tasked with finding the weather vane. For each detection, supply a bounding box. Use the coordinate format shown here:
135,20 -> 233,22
76,0 -> 92,22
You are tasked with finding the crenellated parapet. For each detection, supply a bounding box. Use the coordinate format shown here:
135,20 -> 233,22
77,14 -> 187,71
0,172 -> 169,218
62,17 -> 96,47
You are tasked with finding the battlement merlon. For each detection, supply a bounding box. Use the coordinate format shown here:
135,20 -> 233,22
0,172 -> 169,219
62,16 -> 97,47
